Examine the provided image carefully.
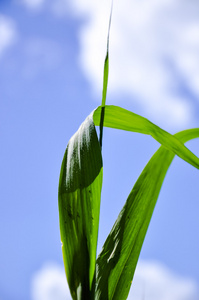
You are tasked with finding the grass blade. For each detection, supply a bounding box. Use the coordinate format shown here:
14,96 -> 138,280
95,128 -> 199,300
94,105 -> 199,169
99,2 -> 113,148
58,112 -> 103,300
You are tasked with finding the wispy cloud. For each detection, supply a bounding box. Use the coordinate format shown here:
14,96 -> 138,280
15,0 -> 199,128
131,260 -> 198,300
63,0 -> 199,129
31,263 -> 71,300
0,14 -> 17,58
31,260 -> 198,300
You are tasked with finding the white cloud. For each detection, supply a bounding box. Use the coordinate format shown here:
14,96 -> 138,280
130,260 -> 198,300
31,260 -> 198,300
63,0 -> 199,129
31,263 -> 71,300
0,15 -> 17,58
15,0 -> 199,128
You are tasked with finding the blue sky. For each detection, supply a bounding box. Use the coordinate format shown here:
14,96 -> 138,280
0,0 -> 199,300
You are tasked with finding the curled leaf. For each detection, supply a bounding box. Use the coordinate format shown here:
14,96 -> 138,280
58,112 -> 103,300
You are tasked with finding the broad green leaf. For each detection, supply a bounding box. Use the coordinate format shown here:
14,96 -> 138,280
94,105 -> 199,169
95,128 -> 199,300
58,112 -> 103,300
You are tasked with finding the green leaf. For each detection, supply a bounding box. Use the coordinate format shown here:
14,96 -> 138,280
95,128 -> 199,300
58,111 -> 103,300
99,3 -> 113,148
94,105 -> 199,169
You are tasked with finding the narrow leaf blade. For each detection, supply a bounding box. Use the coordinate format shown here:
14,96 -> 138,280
94,105 -> 199,169
58,112 -> 103,300
99,3 -> 113,148
95,128 -> 199,300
